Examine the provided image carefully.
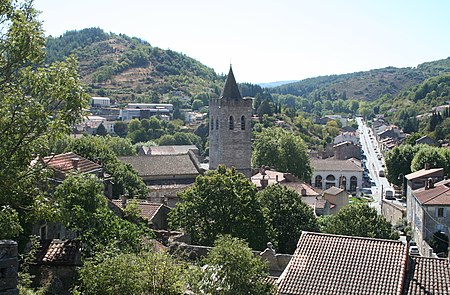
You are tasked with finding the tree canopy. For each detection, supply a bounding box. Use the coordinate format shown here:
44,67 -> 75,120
258,185 -> 319,254
319,203 -> 399,240
169,165 -> 269,250
253,127 -> 312,181
0,0 -> 88,242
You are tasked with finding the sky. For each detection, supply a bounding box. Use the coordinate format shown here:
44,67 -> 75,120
34,0 -> 450,84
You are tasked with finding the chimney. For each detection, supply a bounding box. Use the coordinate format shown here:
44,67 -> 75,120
120,194 -> 127,208
71,157 -> 80,171
424,163 -> 430,170
428,178 -> 434,189
260,175 -> 269,189
301,188 -> 307,196
275,175 -> 279,183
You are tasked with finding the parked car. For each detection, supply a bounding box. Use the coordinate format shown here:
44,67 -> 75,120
409,246 -> 420,256
384,189 -> 394,200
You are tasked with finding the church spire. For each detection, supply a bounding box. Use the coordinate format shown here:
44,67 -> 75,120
221,66 -> 242,99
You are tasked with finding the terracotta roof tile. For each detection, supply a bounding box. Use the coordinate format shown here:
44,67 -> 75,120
403,256 -> 450,295
323,186 -> 345,195
111,199 -> 168,221
277,232 -> 407,295
42,152 -> 102,175
413,183 -> 450,205
36,239 -> 81,265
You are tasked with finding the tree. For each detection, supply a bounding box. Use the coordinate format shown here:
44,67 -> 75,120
253,127 -> 312,181
78,250 -> 189,295
319,203 -> 399,240
0,0 -> 87,242
0,206 -> 23,240
198,235 -> 274,295
411,145 -> 446,173
428,232 -> 449,257
114,121 -> 128,137
169,165 -> 269,250
258,185 -> 318,254
385,144 -> 421,185
95,123 -> 108,136
54,173 -> 151,255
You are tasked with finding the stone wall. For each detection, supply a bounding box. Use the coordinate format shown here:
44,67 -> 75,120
0,240 -> 18,295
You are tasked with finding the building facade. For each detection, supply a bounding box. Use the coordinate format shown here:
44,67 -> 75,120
209,67 -> 252,177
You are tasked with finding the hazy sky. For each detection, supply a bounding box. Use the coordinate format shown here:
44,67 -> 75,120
34,0 -> 450,83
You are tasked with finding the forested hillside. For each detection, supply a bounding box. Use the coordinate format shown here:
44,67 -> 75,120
45,28 -> 223,103
271,58 -> 450,102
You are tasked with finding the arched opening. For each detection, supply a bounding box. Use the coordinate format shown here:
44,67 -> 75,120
315,175 -> 323,189
210,117 -> 214,130
215,118 -> 219,130
229,116 -> 234,130
241,116 -> 245,130
339,176 -> 347,190
350,176 -> 358,191
326,175 -> 336,189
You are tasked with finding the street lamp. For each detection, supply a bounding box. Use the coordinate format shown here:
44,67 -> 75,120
398,173 -> 405,198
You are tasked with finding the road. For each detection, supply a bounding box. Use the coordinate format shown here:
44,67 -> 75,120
356,117 -> 394,213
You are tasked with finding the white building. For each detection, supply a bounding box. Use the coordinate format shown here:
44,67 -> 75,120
91,97 -> 111,107
333,132 -> 359,145
120,103 -> 173,121
310,157 -> 363,192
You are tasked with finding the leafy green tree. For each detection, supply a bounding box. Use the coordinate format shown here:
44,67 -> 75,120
96,123 -> 108,136
198,235 -> 274,295
169,165 -> 269,250
411,145 -> 446,173
0,206 -> 23,240
253,127 -> 312,181
0,0 -> 87,242
258,185 -> 318,254
114,121 -> 128,137
54,173 -> 151,255
428,232 -> 449,257
385,144 -> 421,185
78,250 -> 189,295
319,203 -> 399,240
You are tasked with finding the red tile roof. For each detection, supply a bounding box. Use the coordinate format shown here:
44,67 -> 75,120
403,256 -> 450,295
413,182 -> 450,206
277,232 -> 407,295
36,239 -> 81,265
42,152 -> 102,175
111,199 -> 165,221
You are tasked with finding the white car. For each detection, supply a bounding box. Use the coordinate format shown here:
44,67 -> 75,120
409,246 -> 420,256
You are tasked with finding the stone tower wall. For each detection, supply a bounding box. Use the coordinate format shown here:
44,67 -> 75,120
0,240 -> 18,295
209,97 -> 252,177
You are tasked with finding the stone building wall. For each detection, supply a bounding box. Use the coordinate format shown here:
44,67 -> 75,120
209,97 -> 252,177
0,240 -> 18,295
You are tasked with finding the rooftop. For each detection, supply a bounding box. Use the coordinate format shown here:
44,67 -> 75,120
405,168 -> 444,181
277,232 -> 407,295
36,239 -> 81,266
110,199 -> 168,221
221,66 -> 242,99
323,186 -> 345,195
403,256 -> 450,295
310,157 -> 363,172
42,152 -> 102,175
119,152 -> 201,178
413,181 -> 450,206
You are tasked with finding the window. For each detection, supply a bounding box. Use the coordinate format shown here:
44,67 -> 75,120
339,176 -> 347,189
315,175 -> 323,189
210,117 -> 214,130
325,175 -> 335,189
241,116 -> 245,130
350,176 -> 358,191
437,207 -> 445,218
229,116 -> 234,130
215,118 -> 219,130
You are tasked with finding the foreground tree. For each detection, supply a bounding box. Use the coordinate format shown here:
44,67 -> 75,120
77,251 -> 189,295
319,203 -> 399,240
197,235 -> 274,295
169,165 -> 269,250
258,185 -> 318,254
54,173 -> 151,255
0,0 -> 88,241
253,127 -> 312,180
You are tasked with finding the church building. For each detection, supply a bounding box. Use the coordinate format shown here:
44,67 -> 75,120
209,67 -> 252,177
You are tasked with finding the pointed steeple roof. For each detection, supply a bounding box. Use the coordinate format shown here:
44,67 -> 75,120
221,66 -> 242,99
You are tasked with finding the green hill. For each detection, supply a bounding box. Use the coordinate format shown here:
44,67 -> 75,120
271,58 -> 450,102
45,28 -> 223,103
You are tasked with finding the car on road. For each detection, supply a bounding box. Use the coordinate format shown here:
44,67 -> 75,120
370,181 -> 376,187
384,189 -> 395,200
409,245 -> 420,256
379,170 -> 385,177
